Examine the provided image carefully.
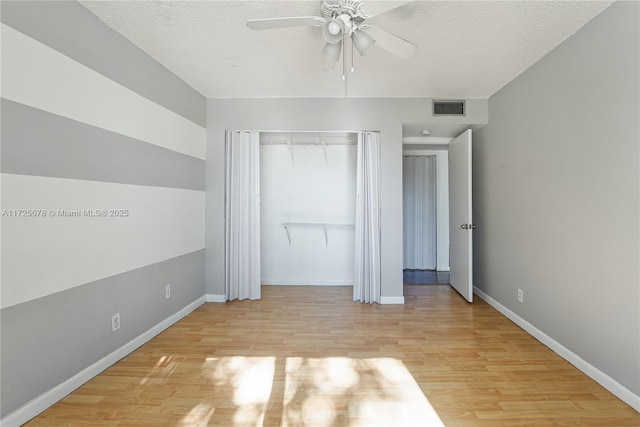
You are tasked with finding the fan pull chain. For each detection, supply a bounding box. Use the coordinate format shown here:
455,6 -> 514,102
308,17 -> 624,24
342,36 -> 346,80
343,35 -> 347,97
351,33 -> 355,73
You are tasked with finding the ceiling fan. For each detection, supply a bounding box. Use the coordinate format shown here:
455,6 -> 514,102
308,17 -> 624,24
247,1 -> 416,76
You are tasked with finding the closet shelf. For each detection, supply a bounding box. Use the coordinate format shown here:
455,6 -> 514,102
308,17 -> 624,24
282,222 -> 355,246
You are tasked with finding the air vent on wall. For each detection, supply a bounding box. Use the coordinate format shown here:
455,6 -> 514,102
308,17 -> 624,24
433,100 -> 465,116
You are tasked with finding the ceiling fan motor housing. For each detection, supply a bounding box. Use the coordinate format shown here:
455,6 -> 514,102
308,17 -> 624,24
322,0 -> 367,27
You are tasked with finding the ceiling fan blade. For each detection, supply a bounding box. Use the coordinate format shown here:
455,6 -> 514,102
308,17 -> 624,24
366,26 -> 416,59
247,16 -> 325,30
360,1 -> 413,18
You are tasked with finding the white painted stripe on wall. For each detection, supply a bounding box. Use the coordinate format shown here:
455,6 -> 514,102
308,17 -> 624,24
0,24 -> 205,160
1,173 -> 205,309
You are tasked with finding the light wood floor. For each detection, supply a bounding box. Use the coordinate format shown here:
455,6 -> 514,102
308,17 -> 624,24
27,285 -> 639,426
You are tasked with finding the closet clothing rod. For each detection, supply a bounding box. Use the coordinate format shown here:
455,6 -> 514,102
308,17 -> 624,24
260,140 -> 355,145
256,130 -> 369,133
226,130 -> 380,133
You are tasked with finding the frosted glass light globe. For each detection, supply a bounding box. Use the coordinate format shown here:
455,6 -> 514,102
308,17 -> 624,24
327,21 -> 342,35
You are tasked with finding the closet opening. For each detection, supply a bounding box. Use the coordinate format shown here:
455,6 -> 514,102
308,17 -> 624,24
224,130 -> 382,303
260,131 -> 357,288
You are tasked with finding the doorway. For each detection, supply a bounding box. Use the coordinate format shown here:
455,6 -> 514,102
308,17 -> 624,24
403,155 -> 437,270
402,149 -> 450,285
402,154 -> 450,285
401,130 -> 474,300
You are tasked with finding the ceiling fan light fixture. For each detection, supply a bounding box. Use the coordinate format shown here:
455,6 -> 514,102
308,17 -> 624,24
322,18 -> 345,44
327,21 -> 341,35
246,0 -> 418,77
322,41 -> 342,63
352,29 -> 375,56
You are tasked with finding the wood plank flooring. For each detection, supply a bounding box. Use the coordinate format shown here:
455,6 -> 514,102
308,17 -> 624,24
26,285 -> 639,426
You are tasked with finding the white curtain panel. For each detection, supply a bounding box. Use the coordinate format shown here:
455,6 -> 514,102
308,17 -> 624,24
353,132 -> 381,304
402,155 -> 437,270
225,130 -> 261,301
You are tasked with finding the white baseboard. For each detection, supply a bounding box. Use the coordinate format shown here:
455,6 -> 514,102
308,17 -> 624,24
205,294 -> 226,303
261,280 -> 353,286
473,286 -> 640,413
1,297 -> 206,427
437,266 -> 450,272
380,296 -> 405,305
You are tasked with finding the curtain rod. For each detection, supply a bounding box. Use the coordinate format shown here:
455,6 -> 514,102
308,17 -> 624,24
225,130 -> 381,134
260,140 -> 356,145
259,130 -> 359,134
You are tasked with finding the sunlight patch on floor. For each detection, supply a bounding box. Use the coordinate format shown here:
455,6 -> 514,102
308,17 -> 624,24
176,402 -> 215,427
200,356 -> 276,426
139,355 -> 179,386
284,357 -> 445,427
180,356 -> 445,427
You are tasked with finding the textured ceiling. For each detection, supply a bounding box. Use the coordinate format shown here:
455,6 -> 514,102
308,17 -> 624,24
80,1 -> 612,99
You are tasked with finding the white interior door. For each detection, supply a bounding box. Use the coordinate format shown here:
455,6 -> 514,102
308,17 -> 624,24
449,129 -> 473,302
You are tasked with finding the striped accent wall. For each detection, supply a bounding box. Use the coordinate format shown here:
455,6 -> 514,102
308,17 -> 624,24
0,1 -> 206,421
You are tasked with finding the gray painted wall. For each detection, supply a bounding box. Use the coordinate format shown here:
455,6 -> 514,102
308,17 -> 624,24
473,1 -> 639,397
1,1 -> 206,419
205,98 -> 487,299
1,99 -> 205,191
1,250 -> 205,417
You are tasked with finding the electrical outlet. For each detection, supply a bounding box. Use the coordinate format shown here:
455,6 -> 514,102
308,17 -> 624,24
517,289 -> 524,303
165,284 -> 171,299
112,312 -> 121,332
